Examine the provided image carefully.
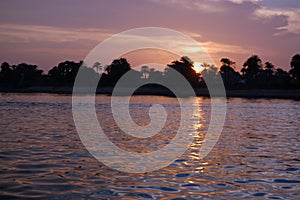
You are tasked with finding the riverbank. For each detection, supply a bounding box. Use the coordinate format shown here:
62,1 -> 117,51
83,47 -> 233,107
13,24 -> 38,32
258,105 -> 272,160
1,86 -> 300,99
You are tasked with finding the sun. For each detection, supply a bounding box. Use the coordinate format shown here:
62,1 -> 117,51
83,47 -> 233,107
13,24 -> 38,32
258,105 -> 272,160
192,62 -> 204,73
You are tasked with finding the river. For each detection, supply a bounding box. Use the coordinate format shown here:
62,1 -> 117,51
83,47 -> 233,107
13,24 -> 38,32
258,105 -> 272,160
0,93 -> 299,199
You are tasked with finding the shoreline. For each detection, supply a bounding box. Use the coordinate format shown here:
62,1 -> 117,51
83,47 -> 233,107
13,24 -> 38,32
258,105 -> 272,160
1,86 -> 300,99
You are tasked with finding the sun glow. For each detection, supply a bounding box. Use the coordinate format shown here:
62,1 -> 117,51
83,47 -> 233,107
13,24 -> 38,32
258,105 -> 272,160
193,62 -> 204,73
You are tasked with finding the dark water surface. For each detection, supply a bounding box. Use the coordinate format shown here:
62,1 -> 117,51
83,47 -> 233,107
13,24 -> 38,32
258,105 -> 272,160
0,93 -> 299,199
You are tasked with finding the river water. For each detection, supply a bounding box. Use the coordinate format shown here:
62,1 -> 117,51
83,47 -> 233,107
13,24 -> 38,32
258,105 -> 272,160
0,93 -> 299,199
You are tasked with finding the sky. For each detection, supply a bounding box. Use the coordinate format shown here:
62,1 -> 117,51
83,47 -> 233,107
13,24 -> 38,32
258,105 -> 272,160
0,0 -> 299,72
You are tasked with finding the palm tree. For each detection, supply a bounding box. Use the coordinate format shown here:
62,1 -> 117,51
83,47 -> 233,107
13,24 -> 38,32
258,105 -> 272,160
220,58 -> 236,87
241,55 -> 262,87
165,56 -> 199,87
261,61 -> 275,87
92,61 -> 102,74
105,58 -> 131,86
290,54 -> 300,80
141,65 -> 150,79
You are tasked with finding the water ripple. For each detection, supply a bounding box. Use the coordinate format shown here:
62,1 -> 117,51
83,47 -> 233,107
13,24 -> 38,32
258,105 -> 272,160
0,94 -> 299,199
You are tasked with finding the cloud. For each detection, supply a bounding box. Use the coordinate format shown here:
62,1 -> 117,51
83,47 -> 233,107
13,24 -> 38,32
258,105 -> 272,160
149,0 -> 300,36
0,24 -> 114,68
201,41 -> 250,55
0,24 -> 112,43
0,23 -> 248,60
253,7 -> 300,35
149,0 -> 225,13
226,0 -> 261,4
149,0 -> 261,13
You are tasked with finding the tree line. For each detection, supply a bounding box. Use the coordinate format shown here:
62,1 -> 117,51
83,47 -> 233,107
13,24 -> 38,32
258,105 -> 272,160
0,54 -> 299,89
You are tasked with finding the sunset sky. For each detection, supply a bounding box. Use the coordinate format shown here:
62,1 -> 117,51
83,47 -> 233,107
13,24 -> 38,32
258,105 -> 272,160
0,0 -> 299,72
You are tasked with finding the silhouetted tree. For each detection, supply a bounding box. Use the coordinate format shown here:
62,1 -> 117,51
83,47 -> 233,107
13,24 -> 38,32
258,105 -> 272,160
274,68 -> 291,88
148,68 -> 163,81
219,58 -> 241,88
199,63 -> 220,88
92,61 -> 102,74
103,58 -> 131,86
265,62 -> 275,73
74,64 -> 100,87
10,63 -> 44,87
241,55 -> 262,87
290,54 -> 300,80
256,61 -> 276,88
165,56 -> 199,87
48,60 -> 81,86
2,53 -> 300,91
0,62 -> 13,85
141,65 -> 150,79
